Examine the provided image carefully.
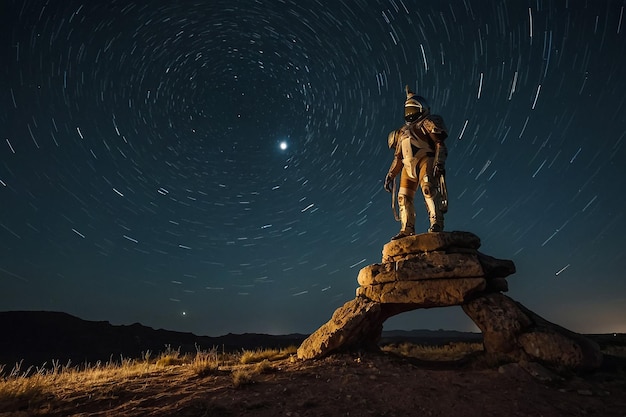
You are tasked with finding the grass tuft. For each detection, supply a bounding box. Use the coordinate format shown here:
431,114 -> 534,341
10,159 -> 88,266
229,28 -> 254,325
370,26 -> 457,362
240,346 -> 297,364
230,360 -> 275,388
191,346 -> 221,377
155,345 -> 187,367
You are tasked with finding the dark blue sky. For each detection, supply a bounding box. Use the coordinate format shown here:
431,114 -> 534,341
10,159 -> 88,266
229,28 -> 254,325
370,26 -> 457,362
2,0 -> 625,336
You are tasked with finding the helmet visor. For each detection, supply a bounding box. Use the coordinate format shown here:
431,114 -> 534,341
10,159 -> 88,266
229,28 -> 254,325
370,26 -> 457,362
404,106 -> 421,122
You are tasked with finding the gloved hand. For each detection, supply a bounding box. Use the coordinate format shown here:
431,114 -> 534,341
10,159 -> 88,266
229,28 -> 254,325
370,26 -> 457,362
384,173 -> 394,193
434,163 -> 445,177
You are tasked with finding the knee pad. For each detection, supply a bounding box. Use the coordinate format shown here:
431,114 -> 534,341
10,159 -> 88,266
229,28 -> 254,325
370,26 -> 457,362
398,194 -> 415,206
421,175 -> 436,197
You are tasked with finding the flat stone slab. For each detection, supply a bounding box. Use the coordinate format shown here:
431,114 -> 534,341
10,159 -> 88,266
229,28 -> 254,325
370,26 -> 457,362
477,252 -> 516,278
382,231 -> 481,263
357,277 -> 486,306
358,252 -> 485,286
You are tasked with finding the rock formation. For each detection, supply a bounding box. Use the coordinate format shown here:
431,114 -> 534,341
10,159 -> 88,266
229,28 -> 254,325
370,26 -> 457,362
297,231 -> 602,371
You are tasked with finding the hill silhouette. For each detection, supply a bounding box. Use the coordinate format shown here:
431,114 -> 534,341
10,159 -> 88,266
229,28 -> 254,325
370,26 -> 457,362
0,311 -> 487,369
0,311 -> 306,368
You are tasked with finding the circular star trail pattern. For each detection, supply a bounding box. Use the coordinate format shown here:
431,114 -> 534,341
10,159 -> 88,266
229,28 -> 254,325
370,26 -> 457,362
2,0 -> 626,335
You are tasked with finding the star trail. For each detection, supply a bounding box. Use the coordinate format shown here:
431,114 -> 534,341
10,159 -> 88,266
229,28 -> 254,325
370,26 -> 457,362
2,0 -> 625,336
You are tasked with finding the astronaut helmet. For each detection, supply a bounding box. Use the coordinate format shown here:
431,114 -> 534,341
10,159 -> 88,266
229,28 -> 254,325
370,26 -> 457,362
404,85 -> 430,123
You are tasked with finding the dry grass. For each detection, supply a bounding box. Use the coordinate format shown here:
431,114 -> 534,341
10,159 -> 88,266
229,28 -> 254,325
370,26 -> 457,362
0,345 -> 297,411
155,345 -> 186,367
2,341 -> 621,412
230,346 -> 297,388
0,342 -> 474,407
240,345 -> 298,364
382,341 -> 484,361
0,356 -> 159,413
1,342 -> 625,416
231,359 -> 277,388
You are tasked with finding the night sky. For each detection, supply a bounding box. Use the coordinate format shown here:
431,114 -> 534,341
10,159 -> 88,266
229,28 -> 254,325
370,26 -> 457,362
2,0 -> 625,337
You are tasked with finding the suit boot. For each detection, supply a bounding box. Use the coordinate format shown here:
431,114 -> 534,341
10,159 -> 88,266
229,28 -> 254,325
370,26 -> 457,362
392,194 -> 416,240
425,194 -> 444,233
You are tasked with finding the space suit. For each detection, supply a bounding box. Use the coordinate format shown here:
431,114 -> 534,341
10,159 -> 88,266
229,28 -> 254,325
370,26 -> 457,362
384,86 -> 448,240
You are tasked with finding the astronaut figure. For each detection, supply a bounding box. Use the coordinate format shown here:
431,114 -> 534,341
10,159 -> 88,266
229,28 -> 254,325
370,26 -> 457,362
384,86 -> 448,240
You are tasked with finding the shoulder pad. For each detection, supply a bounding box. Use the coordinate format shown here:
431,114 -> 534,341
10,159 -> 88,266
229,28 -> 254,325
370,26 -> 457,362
422,115 -> 448,135
387,129 -> 401,149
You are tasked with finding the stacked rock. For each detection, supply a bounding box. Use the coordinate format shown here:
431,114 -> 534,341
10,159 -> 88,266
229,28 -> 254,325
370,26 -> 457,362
356,231 -> 513,306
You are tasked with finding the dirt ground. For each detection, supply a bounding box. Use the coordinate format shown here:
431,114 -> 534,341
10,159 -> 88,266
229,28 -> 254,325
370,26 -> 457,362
3,351 -> 626,417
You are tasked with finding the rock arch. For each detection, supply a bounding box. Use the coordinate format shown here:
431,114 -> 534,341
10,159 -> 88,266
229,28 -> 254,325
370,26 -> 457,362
297,232 -> 602,371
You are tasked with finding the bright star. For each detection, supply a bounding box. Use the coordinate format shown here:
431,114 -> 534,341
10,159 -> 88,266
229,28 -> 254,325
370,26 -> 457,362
279,141 -> 288,150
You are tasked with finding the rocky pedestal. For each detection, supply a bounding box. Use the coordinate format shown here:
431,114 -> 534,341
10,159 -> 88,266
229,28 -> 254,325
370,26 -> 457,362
297,231 -> 602,371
